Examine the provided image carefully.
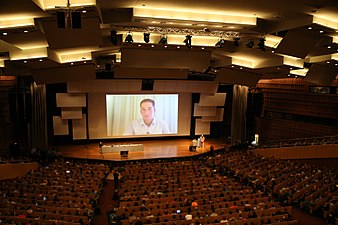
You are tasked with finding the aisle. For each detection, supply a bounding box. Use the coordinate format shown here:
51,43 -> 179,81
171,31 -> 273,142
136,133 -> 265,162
92,179 -> 117,225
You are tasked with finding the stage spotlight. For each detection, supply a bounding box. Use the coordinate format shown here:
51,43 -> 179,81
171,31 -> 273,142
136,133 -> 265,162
215,38 -> 225,48
246,40 -> 254,48
158,34 -> 167,44
125,32 -> 133,43
233,38 -> 240,47
143,32 -> 150,43
258,37 -> 266,51
184,35 -> 192,49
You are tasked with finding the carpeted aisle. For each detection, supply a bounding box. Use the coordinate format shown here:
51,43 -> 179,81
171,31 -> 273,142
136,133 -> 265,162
92,179 -> 117,225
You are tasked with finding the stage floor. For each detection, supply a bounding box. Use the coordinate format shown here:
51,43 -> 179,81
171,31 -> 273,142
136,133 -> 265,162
57,138 -> 227,161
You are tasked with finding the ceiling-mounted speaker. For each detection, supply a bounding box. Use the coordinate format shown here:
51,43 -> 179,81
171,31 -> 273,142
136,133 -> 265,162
56,12 -> 66,28
141,79 -> 154,91
71,12 -> 81,29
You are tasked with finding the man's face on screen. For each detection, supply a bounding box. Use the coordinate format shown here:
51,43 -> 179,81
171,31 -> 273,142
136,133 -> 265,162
140,101 -> 155,125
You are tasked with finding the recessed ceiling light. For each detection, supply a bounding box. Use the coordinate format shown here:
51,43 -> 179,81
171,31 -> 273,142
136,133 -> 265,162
295,75 -> 298,78
201,47 -> 205,49
138,44 -> 141,47
177,46 -> 180,48
335,63 -> 338,66
39,59 -> 43,62
308,27 -> 312,30
164,45 -> 167,48
97,65 -> 100,67
327,61 -> 330,63
240,67 -> 243,70
272,50 -> 275,53
288,74 -> 290,76
84,61 -> 87,64
23,30 -> 28,33
3,32 -> 7,36
151,45 -> 154,48
327,46 -> 331,49
23,60 -> 27,63
82,10 -> 86,13
231,65 -> 234,68
70,62 -> 74,65
320,30 -> 324,33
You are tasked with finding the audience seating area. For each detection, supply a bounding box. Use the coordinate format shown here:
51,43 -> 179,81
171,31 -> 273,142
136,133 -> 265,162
206,150 -> 337,225
0,147 -> 337,225
0,159 -> 110,225
258,135 -> 338,149
111,159 -> 297,225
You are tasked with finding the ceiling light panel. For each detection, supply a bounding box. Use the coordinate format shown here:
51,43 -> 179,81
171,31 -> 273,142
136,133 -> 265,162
134,8 -> 257,26
33,0 -> 96,10
0,17 -> 35,29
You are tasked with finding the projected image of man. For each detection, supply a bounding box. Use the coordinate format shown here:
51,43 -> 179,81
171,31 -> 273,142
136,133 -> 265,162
123,98 -> 170,135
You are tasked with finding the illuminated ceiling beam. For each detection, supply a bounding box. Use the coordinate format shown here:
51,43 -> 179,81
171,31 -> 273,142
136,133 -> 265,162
10,47 -> 48,60
282,55 -> 304,68
313,15 -> 338,30
33,0 -> 96,11
264,34 -> 283,49
290,68 -> 308,76
134,8 -> 257,26
49,46 -> 99,63
305,54 -> 332,63
0,17 -> 34,29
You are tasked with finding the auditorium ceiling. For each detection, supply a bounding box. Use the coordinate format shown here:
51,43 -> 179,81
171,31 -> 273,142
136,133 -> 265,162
0,0 -> 337,85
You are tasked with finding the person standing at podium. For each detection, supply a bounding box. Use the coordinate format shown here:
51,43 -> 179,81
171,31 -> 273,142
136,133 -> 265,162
200,134 -> 205,148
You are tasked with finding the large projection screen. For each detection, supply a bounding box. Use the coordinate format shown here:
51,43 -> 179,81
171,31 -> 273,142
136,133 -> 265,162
88,93 -> 191,139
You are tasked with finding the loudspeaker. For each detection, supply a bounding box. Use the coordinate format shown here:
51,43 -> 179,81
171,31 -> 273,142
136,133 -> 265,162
120,150 -> 129,157
248,93 -> 264,117
110,30 -> 123,45
105,63 -> 112,71
71,12 -> 81,29
141,79 -> 154,91
56,12 -> 66,28
189,145 -> 196,152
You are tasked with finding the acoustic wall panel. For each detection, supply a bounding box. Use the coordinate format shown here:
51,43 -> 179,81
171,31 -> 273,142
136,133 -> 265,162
61,107 -> 83,119
53,116 -> 69,135
72,114 -> 87,140
153,80 -> 218,93
67,79 -> 142,93
201,108 -> 224,122
195,119 -> 210,135
193,103 -> 217,117
199,93 -> 226,106
56,93 -> 86,107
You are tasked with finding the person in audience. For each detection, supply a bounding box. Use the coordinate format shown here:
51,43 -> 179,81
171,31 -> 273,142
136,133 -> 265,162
123,98 -> 170,135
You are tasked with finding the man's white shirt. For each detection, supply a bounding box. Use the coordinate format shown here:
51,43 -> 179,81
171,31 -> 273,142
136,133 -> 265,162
123,118 -> 170,135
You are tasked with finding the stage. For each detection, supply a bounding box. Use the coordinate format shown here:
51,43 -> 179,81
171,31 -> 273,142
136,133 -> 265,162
57,138 -> 228,161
